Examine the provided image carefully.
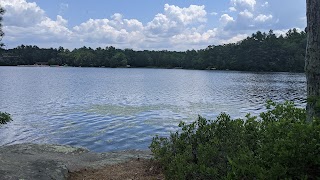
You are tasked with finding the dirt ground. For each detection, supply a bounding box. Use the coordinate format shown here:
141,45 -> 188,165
68,159 -> 164,180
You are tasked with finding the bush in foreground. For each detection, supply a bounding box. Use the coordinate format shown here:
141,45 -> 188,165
150,101 -> 320,179
0,111 -> 12,124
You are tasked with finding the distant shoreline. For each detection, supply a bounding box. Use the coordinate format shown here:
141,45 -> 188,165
6,65 -> 305,73
17,64 -> 50,67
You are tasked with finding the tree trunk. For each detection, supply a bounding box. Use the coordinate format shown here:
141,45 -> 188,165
306,0 -> 320,122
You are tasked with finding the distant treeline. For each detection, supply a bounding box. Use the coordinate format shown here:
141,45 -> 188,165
0,29 -> 306,72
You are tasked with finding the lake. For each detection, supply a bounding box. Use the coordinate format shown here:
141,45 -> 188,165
0,66 -> 306,152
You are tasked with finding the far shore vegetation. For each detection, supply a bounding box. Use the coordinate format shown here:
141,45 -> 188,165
0,29 -> 306,72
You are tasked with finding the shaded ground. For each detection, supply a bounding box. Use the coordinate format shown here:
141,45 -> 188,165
69,158 -> 164,180
0,143 -> 154,180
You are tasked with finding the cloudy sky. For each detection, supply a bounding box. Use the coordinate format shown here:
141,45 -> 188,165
1,0 -> 306,51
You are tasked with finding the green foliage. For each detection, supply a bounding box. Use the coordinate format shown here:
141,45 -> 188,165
307,96 -> 320,113
110,52 -> 127,68
0,111 -> 12,124
0,29 -> 307,72
150,101 -> 320,179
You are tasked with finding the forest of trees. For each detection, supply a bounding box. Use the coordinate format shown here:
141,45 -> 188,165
0,28 -> 306,72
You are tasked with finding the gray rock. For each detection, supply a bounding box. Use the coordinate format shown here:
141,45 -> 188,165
0,143 -> 152,180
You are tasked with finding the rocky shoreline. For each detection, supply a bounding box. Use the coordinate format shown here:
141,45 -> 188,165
0,143 -> 152,180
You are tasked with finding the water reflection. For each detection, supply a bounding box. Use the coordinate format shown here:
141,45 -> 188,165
0,67 -> 306,152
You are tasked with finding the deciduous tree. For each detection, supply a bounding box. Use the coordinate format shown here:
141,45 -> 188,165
0,6 -> 5,48
305,0 -> 320,121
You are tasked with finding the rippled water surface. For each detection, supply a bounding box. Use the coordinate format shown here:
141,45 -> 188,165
0,67 -> 306,152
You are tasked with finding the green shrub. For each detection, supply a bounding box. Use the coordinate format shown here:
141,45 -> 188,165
0,111 -> 12,124
150,101 -> 320,179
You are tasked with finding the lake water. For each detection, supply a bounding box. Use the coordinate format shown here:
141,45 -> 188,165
0,67 -> 306,152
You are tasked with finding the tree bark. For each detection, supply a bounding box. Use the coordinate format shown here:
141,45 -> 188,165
0,7 -> 5,47
306,0 -> 320,122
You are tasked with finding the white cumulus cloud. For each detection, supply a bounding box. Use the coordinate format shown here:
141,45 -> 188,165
220,14 -> 235,25
229,7 -> 237,12
221,0 -> 277,33
72,14 -> 144,45
2,0 -> 72,46
1,0 -> 306,50
146,4 -> 207,37
39,15 -> 71,36
2,0 -> 45,27
220,33 -> 249,44
210,12 -> 218,16
172,29 -> 218,44
231,0 -> 256,10
163,4 -> 207,25
254,14 -> 273,22
239,9 -> 254,18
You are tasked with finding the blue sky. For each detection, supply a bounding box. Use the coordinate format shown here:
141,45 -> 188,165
2,0 -> 306,50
